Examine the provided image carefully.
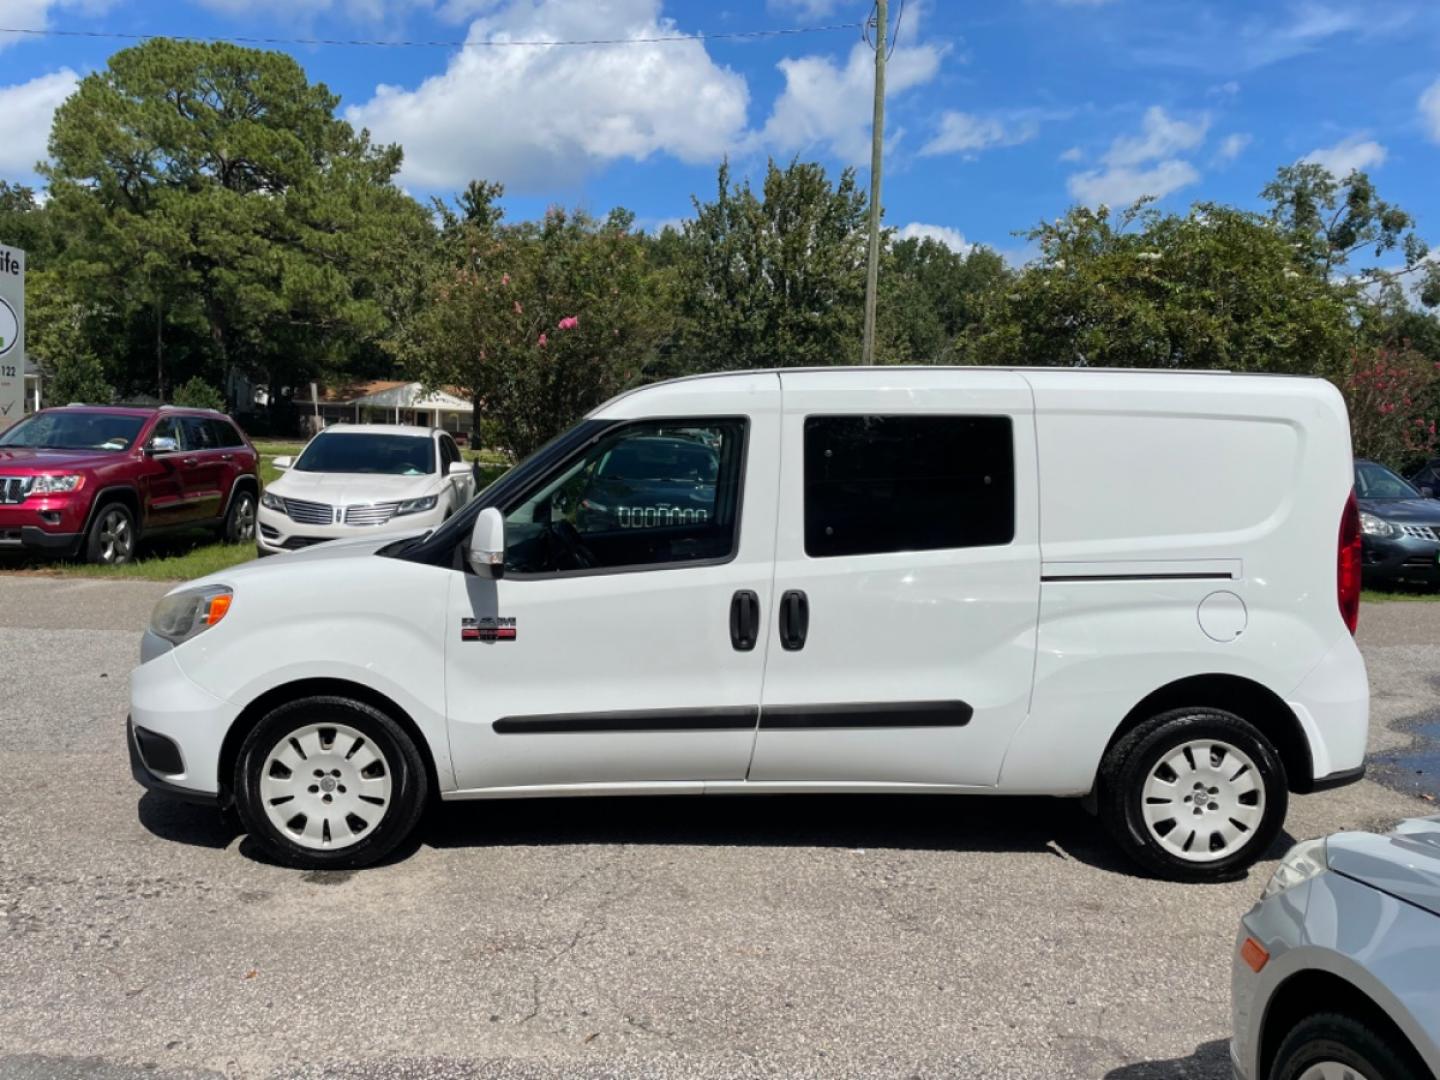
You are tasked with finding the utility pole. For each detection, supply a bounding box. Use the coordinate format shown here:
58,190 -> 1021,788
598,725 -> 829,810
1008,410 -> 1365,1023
861,0 -> 887,365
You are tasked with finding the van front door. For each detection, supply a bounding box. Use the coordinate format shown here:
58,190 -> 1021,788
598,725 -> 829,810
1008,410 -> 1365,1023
444,377 -> 780,792
747,369 -> 1040,788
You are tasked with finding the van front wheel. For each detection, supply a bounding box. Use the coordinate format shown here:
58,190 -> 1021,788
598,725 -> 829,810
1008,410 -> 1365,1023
234,696 -> 429,870
1097,708 -> 1287,882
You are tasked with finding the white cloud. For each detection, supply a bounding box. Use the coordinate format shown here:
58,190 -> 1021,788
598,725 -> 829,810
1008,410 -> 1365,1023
1067,160 -> 1200,206
1103,105 -> 1209,168
1065,106 -> 1207,207
765,0 -> 846,16
756,16 -> 946,164
1302,134 -> 1386,177
347,0 -> 749,192
195,0 -> 425,17
1058,145 -> 1084,162
0,68 -> 77,177
0,0 -> 114,49
919,111 -> 1037,157
1217,132 -> 1252,161
1420,77 -> 1440,143
896,222 -> 972,253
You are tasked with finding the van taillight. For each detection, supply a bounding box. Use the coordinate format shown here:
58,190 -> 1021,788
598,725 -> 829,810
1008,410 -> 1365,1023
1338,490 -> 1361,635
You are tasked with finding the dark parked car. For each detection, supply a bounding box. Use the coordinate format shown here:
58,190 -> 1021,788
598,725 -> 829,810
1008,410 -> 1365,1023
1355,458 -> 1440,587
0,405 -> 260,565
1408,457 -> 1440,497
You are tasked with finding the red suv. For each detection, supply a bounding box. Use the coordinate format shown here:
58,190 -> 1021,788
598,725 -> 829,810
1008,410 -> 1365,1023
0,405 -> 260,565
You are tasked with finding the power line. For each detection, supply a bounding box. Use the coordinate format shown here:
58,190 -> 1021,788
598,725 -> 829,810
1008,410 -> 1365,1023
0,21 -> 864,50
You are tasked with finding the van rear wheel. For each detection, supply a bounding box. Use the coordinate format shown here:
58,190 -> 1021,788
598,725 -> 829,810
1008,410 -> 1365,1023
1098,708 -> 1287,882
234,696 -> 428,870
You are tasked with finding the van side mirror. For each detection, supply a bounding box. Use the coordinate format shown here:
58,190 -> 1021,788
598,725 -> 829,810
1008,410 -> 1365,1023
273,456 -> 293,471
146,436 -> 179,455
1423,486 -> 1435,499
448,461 -> 471,477
467,506 -> 506,578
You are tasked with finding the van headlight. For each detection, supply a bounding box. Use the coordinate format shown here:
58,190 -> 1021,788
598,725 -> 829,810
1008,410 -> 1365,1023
1359,511 -> 1399,539
150,585 -> 234,645
1261,838 -> 1328,900
260,491 -> 284,511
395,495 -> 438,517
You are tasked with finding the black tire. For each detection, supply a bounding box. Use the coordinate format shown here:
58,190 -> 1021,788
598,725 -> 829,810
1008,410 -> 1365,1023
223,488 -> 257,545
1098,707 -> 1287,882
1270,1012 -> 1429,1080
233,696 -> 429,870
83,500 -> 138,566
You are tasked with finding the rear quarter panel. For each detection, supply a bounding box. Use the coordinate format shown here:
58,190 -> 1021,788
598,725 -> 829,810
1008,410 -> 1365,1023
1000,373 -> 1360,793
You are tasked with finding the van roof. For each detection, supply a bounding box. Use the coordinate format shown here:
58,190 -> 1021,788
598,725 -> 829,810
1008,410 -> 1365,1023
597,364 -> 1329,412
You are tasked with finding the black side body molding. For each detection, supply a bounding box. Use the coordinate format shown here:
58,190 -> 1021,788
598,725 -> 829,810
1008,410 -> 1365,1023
759,700 -> 973,729
492,701 -> 973,734
493,707 -> 760,734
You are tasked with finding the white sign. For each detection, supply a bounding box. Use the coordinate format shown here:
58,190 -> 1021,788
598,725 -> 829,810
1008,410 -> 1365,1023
0,244 -> 23,430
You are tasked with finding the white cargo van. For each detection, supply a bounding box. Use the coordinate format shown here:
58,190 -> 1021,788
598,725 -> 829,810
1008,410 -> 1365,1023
128,368 -> 1368,880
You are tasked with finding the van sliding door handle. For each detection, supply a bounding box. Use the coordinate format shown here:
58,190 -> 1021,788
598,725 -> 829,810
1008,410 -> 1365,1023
730,590 -> 759,651
779,590 -> 809,651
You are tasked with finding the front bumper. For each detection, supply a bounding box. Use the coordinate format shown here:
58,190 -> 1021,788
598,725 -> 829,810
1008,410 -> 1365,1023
256,502 -> 444,554
127,716 -> 220,807
1361,534 -> 1440,583
128,648 -> 238,800
0,499 -> 87,555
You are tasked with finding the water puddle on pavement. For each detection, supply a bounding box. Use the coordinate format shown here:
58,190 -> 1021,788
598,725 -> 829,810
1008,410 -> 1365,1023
1374,720 -> 1440,805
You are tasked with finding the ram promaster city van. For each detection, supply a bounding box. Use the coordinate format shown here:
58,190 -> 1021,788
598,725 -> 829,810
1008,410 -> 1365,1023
128,368 -> 1369,881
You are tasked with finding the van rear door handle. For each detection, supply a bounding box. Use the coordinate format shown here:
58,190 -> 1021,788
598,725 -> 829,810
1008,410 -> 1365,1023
730,590 -> 759,651
779,590 -> 809,651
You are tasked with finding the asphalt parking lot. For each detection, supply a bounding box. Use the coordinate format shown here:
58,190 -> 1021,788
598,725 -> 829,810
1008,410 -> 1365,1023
1,576 -> 1436,1080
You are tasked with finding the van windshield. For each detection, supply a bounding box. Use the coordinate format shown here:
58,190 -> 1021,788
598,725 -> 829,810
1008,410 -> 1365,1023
295,433 -> 435,476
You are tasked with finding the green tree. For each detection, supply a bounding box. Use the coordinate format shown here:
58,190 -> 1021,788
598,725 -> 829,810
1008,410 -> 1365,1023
404,205 -> 670,459
877,238 -> 1010,362
966,200 -> 1353,375
0,182 -> 57,266
46,352 -> 114,406
1262,164 -> 1438,304
41,39 -> 433,400
172,376 -> 225,410
674,159 -> 868,370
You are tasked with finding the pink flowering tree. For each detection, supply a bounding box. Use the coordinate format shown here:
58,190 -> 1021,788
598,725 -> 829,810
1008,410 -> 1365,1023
1340,345 -> 1440,466
405,203 -> 669,459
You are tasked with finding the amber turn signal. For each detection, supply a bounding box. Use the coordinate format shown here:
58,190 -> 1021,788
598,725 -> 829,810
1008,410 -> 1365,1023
1240,937 -> 1269,973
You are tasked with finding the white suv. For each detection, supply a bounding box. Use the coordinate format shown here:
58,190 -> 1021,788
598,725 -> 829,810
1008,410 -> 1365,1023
128,368 -> 1369,878
256,424 -> 476,555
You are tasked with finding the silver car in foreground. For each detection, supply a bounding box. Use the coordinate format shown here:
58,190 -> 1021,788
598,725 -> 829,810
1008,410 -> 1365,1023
1232,816 -> 1440,1080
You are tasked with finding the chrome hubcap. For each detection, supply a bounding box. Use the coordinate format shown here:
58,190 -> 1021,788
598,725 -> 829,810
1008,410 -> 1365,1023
1141,738 -> 1265,862
233,496 -> 256,541
259,723 -> 392,851
98,510 -> 134,564
1298,1064 -> 1362,1080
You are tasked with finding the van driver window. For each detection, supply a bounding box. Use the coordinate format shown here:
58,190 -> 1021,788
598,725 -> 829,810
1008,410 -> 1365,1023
503,419 -> 746,575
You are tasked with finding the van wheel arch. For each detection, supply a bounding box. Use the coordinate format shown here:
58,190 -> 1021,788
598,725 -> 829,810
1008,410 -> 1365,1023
1101,674 -> 1314,794
218,679 -> 440,809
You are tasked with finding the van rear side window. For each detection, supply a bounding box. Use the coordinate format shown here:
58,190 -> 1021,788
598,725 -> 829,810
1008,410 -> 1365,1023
804,415 -> 1015,558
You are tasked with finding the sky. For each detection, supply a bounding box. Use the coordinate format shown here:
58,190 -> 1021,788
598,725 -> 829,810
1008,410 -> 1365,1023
1,0 -> 1439,261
